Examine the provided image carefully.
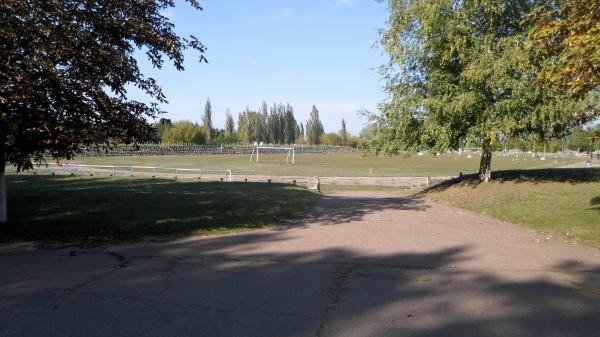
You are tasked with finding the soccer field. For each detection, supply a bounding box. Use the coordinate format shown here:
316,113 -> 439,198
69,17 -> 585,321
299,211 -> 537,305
70,152 -> 581,177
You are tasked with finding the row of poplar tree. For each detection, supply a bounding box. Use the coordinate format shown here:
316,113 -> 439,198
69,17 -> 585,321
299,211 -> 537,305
154,99 -> 351,146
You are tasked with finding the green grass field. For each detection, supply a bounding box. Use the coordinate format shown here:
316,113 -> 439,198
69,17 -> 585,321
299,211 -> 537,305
1,174 -> 320,244
70,152 -> 580,177
423,168 -> 600,248
319,184 -> 416,194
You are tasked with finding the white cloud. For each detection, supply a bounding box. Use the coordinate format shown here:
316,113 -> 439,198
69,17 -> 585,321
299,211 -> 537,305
302,12 -> 320,24
335,0 -> 355,5
268,8 -> 293,21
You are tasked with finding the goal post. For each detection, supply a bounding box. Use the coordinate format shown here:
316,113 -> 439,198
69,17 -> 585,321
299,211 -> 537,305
250,146 -> 295,164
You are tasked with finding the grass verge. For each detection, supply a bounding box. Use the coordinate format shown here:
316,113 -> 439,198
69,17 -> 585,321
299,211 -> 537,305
1,174 -> 321,244
421,168 -> 600,248
319,184 -> 416,195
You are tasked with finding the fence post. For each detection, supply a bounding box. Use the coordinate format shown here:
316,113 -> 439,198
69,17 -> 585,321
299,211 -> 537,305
130,166 -> 134,177
112,166 -> 115,176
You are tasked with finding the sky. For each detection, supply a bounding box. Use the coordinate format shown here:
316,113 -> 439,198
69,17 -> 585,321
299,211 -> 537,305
131,0 -> 389,135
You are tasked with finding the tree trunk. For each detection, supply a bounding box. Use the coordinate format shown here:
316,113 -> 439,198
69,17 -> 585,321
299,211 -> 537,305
0,160 -> 5,223
479,138 -> 492,183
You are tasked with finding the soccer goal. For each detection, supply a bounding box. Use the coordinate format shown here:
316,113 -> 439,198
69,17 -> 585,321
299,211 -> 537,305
249,146 -> 295,164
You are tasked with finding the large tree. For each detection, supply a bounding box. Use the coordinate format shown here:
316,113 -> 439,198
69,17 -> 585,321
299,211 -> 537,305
154,118 -> 173,142
283,104 -> 297,144
267,104 -> 281,144
0,0 -> 206,222
299,123 -> 305,142
306,105 -> 324,145
259,101 -> 269,142
162,121 -> 206,144
237,107 -> 264,144
340,119 -> 348,146
224,108 -> 235,137
202,98 -> 213,142
372,0 -> 589,182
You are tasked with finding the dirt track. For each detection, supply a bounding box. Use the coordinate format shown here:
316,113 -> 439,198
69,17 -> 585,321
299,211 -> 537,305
1,192 -> 599,337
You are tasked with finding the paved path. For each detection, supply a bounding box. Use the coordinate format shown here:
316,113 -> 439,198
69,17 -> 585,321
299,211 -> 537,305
1,192 -> 599,337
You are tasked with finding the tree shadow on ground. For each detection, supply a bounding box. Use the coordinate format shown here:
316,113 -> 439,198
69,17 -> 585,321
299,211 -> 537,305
1,175 -> 320,243
282,194 -> 428,227
1,232 -> 598,337
1,175 -> 427,243
419,168 -> 600,195
590,196 -> 600,211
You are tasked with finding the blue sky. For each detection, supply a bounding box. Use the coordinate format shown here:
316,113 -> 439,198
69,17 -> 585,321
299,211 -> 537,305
133,0 -> 388,135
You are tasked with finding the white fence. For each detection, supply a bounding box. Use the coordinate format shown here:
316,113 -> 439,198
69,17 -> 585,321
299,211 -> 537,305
42,163 -> 232,182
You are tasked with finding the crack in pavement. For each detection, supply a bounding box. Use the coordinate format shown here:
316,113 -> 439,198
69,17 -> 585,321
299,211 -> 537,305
126,254 -> 600,276
355,271 -> 433,282
127,254 -> 459,271
314,263 -> 357,337
89,292 -> 320,321
157,256 -> 186,295
64,250 -> 129,294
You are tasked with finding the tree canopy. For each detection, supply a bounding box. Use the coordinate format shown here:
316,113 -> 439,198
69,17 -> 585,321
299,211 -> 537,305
1,0 -> 206,170
0,0 -> 206,221
529,0 -> 600,102
202,97 -> 213,141
306,105 -> 324,145
224,109 -> 235,136
341,119 -> 348,146
162,121 -> 207,144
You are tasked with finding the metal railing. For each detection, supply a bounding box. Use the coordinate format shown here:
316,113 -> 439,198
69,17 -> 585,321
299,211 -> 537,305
43,163 -> 232,182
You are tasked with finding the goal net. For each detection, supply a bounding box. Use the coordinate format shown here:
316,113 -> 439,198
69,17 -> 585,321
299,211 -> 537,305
249,146 -> 295,164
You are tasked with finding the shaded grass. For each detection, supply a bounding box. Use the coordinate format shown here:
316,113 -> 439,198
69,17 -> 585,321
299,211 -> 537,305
71,152 -> 580,177
422,168 -> 600,248
1,174 -> 321,244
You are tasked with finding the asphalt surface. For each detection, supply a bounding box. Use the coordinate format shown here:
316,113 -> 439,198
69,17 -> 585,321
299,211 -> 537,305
1,192 -> 599,337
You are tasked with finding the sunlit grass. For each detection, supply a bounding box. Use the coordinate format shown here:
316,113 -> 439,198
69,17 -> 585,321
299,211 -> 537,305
70,152 -> 580,177
424,168 -> 600,248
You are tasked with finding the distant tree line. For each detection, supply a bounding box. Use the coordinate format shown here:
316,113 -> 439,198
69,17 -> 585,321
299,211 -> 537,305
494,125 -> 600,154
151,99 -> 368,147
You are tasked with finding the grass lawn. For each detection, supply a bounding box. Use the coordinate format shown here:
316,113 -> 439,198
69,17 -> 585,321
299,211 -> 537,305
70,152 -> 580,177
423,168 -> 600,248
319,184 -> 416,194
1,174 -> 320,244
